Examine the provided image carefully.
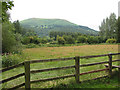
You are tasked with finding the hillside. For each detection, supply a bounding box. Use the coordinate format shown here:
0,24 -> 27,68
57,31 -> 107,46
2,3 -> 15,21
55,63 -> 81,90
20,18 -> 98,37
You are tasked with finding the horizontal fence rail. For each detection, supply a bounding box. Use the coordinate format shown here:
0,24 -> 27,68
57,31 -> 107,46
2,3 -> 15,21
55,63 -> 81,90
30,57 -> 74,63
0,73 -> 25,84
79,53 -> 120,59
31,74 -> 75,84
31,65 -> 75,74
0,62 -> 24,73
80,68 -> 109,76
1,53 -> 120,89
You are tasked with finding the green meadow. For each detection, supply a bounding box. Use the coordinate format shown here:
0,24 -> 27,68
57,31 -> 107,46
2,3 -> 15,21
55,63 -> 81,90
2,45 -> 120,88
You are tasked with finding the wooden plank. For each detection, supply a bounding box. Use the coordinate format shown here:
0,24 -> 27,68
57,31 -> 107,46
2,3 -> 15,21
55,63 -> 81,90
108,54 -> 112,78
80,68 -> 109,76
79,53 -> 120,59
8,83 -> 25,90
31,65 -> 75,74
0,62 -> 24,73
104,65 -> 119,70
30,57 -> 74,63
81,75 -> 109,83
80,61 -> 109,67
118,68 -> 120,83
75,56 -> 80,83
80,60 -> 120,67
31,74 -> 75,83
24,61 -> 30,89
112,59 -> 120,62
0,73 -> 25,84
110,53 -> 120,55
79,54 -> 109,59
104,64 -> 120,68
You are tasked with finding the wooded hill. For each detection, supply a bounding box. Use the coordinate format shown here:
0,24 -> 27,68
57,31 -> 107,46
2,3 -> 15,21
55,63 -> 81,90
20,18 -> 98,37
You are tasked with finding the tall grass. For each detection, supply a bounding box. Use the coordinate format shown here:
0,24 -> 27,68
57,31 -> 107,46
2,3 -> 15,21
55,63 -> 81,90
2,45 -> 119,88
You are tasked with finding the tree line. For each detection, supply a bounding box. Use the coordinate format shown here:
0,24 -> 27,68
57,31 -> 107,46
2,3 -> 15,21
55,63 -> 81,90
99,13 -> 120,43
49,31 -> 105,45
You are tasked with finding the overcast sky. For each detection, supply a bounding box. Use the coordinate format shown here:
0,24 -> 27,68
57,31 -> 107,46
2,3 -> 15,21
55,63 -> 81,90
9,0 -> 120,31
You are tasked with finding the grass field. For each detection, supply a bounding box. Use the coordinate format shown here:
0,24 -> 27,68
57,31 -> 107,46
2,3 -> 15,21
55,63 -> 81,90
23,45 -> 118,60
2,45 -> 120,88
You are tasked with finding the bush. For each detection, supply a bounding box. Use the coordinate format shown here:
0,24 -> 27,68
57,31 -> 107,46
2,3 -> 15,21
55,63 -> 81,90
22,36 -> 30,44
26,43 -> 39,48
2,54 -> 22,67
106,38 -> 116,43
50,41 -> 58,44
77,36 -> 87,43
2,21 -> 22,53
87,36 -> 99,44
57,36 -> 65,45
63,35 -> 75,44
41,38 -> 48,44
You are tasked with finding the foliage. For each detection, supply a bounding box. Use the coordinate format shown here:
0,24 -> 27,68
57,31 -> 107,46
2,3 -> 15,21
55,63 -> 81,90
22,36 -> 41,44
22,36 -> 30,44
87,36 -> 99,44
106,38 -> 116,43
63,35 -> 75,44
2,54 -> 22,67
57,36 -> 65,45
26,43 -> 39,48
50,31 -> 83,40
13,20 -> 22,34
77,36 -> 87,43
1,1 -> 14,22
99,13 -> 117,39
41,38 -> 48,44
2,21 -> 22,53
2,1 -> 22,54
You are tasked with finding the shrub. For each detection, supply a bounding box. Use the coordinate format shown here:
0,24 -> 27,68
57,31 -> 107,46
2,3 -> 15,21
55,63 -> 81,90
2,54 -> 22,67
106,38 -> 116,43
22,36 -> 30,44
63,35 -> 75,44
2,21 -> 22,53
50,41 -> 58,44
77,36 -> 87,43
41,38 -> 48,44
87,36 -> 99,44
57,36 -> 65,45
26,43 -> 39,48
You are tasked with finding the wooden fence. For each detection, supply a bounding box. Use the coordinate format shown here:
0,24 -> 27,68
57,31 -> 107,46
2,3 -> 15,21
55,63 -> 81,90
0,53 -> 120,89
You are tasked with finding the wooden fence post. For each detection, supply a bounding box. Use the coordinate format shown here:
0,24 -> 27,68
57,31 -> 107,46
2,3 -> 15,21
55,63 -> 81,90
75,56 -> 80,83
108,54 -> 112,78
24,61 -> 30,89
118,68 -> 120,84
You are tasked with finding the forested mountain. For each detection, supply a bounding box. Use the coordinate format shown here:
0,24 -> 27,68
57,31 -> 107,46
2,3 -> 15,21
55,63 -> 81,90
20,18 -> 98,37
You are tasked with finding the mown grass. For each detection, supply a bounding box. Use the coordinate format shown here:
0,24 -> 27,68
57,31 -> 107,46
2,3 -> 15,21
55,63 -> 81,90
2,44 -> 120,88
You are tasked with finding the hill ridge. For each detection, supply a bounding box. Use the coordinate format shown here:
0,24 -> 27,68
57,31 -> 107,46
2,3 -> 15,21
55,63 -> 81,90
20,18 -> 98,37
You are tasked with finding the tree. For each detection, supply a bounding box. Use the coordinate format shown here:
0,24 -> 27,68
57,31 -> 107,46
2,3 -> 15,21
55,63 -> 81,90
2,1 -> 22,53
2,21 -> 21,53
63,35 -> 75,44
99,13 -> 117,39
57,36 -> 65,45
77,36 -> 87,43
13,20 -> 22,34
87,36 -> 99,44
1,1 -> 14,22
